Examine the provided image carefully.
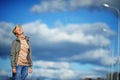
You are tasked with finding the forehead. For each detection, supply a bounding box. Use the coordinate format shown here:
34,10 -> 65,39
15,27 -> 22,30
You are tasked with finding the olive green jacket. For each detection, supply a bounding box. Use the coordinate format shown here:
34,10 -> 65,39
10,36 -> 32,68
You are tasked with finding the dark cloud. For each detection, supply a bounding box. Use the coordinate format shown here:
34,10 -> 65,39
32,41 -> 106,65
107,0 -> 120,9
0,22 -> 14,59
0,44 -> 10,59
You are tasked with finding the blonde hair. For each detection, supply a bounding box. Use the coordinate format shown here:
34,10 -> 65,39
12,24 -> 22,35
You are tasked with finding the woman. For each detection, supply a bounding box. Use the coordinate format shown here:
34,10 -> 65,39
11,24 -> 32,80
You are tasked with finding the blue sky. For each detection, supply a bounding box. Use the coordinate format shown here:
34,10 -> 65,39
0,0 -> 120,79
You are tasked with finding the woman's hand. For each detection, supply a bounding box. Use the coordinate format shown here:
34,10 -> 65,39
12,68 -> 16,74
29,68 -> 32,73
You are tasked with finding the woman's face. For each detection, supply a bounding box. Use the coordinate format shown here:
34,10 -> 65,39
15,27 -> 24,35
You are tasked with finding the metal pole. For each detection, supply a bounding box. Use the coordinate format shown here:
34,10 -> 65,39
114,7 -> 120,80
112,40 -> 114,80
103,4 -> 120,80
103,27 -> 114,80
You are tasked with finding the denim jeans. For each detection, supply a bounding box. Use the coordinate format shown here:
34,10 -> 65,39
12,65 -> 28,80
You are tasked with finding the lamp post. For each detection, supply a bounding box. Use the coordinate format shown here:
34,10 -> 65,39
103,3 -> 120,80
102,28 -> 115,80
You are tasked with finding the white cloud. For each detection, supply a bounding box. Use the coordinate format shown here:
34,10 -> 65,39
0,70 -> 8,76
30,0 -> 93,13
59,48 -> 117,66
92,66 -> 110,73
30,0 -> 117,13
34,60 -> 70,69
23,20 -> 113,47
0,22 -> 14,45
32,60 -> 79,79
30,0 -> 66,13
31,60 -> 110,79
33,68 -> 78,79
69,0 -> 94,10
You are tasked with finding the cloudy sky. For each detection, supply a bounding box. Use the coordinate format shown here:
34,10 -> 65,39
0,0 -> 120,79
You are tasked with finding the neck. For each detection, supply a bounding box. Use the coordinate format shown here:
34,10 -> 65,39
18,34 -> 25,39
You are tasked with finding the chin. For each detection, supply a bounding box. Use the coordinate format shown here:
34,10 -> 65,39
20,32 -> 24,34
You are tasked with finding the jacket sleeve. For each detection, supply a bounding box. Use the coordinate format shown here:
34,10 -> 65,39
29,49 -> 33,68
10,40 -> 16,69
28,40 -> 33,68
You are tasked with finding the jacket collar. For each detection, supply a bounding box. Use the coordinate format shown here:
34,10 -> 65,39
16,36 -> 29,41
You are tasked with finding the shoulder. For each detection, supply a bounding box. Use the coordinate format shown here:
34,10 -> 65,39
12,38 -> 19,44
12,39 -> 17,43
25,36 -> 30,41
